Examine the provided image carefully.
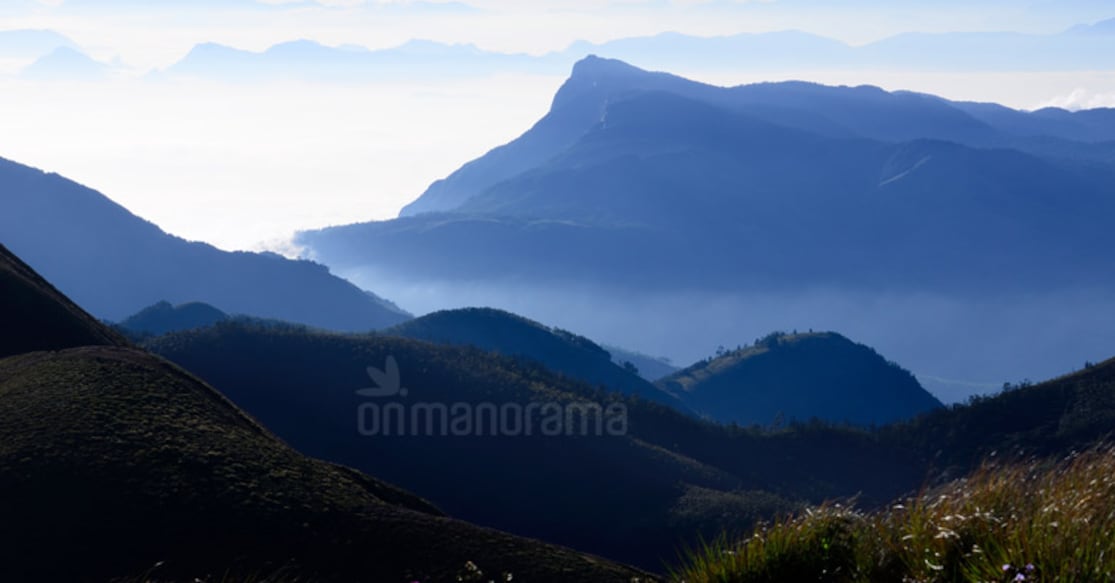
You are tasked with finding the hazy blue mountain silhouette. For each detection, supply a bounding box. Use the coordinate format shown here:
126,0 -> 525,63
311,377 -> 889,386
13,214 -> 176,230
604,344 -> 678,382
21,46 -> 112,80
0,29 -> 77,59
301,57 -> 1115,294
119,300 -> 229,336
387,307 -> 684,408
660,332 -> 943,427
160,23 -> 1115,85
164,38 -> 544,82
0,156 -> 410,330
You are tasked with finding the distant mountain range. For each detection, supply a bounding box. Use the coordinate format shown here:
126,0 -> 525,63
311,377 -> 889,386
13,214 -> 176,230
296,57 -> 1115,399
659,331 -> 943,426
0,156 -> 410,330
153,21 -> 1115,83
0,242 -> 645,581
305,57 -> 1115,292
6,17 -> 1115,83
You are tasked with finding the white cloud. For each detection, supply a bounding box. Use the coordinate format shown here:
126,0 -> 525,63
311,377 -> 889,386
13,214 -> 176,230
1041,88 -> 1115,110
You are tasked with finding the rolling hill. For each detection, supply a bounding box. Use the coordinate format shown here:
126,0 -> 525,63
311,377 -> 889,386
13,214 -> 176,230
0,156 -> 410,330
145,312 -> 1115,571
119,300 -> 229,336
0,242 -> 645,581
387,307 -> 683,407
659,331 -> 943,426
146,320 -> 946,569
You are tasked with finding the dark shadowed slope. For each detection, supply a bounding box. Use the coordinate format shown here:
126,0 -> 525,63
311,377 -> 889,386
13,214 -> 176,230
0,156 -> 410,330
145,319 -> 1115,571
886,355 -> 1115,478
0,242 -> 127,358
119,300 -> 229,336
147,321 -> 931,570
0,347 -> 647,582
387,307 -> 683,407
660,332 -> 943,427
0,245 -> 644,582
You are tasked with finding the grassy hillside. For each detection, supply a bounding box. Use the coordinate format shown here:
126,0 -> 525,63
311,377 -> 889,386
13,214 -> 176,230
0,241 -> 127,358
660,332 -> 942,426
387,307 -> 683,408
0,347 -> 646,582
0,243 -> 646,581
885,356 -> 1115,477
675,446 -> 1115,582
675,357 -> 1115,581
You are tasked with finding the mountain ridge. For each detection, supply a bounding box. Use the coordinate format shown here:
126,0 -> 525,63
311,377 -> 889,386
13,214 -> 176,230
0,155 -> 411,330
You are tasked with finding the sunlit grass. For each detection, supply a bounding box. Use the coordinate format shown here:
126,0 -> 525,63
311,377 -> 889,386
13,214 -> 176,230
675,446 -> 1115,582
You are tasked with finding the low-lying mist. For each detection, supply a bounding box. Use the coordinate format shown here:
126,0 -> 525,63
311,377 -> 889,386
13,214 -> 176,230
341,267 -> 1115,404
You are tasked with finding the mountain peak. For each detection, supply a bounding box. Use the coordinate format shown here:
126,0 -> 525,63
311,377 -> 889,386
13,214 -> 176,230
569,54 -> 647,80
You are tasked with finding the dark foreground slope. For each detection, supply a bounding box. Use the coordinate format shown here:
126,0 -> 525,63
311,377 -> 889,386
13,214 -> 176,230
0,244 -> 644,582
660,332 -> 942,426
0,156 -> 409,330
0,347 -> 644,582
0,241 -> 127,358
388,307 -> 683,407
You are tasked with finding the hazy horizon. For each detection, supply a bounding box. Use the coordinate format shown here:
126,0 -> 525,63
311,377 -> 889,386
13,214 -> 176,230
1,0 -> 1114,250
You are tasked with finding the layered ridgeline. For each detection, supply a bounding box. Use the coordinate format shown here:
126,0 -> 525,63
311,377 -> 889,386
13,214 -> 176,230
300,55 -> 1115,292
146,318 -> 1115,571
0,243 -> 645,581
147,321 -> 930,570
297,56 -> 1115,402
0,156 -> 409,330
680,358 -> 1115,582
660,331 -> 943,426
387,307 -> 684,408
